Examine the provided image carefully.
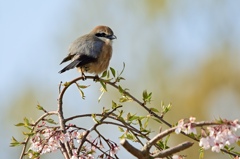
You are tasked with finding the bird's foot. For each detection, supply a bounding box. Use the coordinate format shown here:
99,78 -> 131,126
81,73 -> 86,81
93,75 -> 99,82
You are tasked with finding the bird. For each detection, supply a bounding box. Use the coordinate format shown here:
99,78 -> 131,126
58,25 -> 117,79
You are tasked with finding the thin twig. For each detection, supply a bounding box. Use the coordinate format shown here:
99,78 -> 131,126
57,76 -> 85,158
76,106 -> 122,155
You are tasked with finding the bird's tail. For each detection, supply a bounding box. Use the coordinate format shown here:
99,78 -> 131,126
58,60 -> 80,74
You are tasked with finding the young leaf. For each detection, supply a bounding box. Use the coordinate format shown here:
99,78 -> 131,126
63,82 -> 70,86
118,127 -> 124,132
22,132 -> 35,136
119,96 -> 132,103
77,84 -> 90,89
78,88 -> 86,99
36,105 -> 45,111
45,118 -> 57,124
10,137 -> 22,147
128,114 -> 138,122
142,90 -> 152,104
126,133 -> 134,140
15,123 -> 25,127
112,100 -> 117,108
75,83 -> 90,99
92,114 -> 100,124
150,107 -> 159,113
24,117 -> 30,126
153,118 -> 162,124
110,67 -> 116,77
199,147 -> 204,159
100,81 -> 107,91
101,70 -> 108,78
118,62 -> 125,77
118,85 -> 124,94
144,117 -> 150,128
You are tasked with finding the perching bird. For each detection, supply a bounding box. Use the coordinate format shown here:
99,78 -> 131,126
59,25 -> 117,78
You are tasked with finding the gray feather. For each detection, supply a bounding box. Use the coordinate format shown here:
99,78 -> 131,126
58,60 -> 80,74
59,34 -> 105,74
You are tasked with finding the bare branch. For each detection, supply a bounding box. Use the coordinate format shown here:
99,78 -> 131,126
144,127 -> 176,152
152,141 -> 194,158
120,139 -> 147,159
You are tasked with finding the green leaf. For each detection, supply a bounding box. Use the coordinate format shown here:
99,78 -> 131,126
92,114 -> 100,124
112,101 -> 117,109
25,126 -> 33,131
144,117 -> 150,128
75,83 -> 90,99
100,81 -> 107,91
119,96 -> 132,103
36,105 -> 45,111
140,128 -> 151,134
142,90 -> 148,99
199,147 -> 204,159
45,118 -> 57,124
79,89 -> 86,99
156,140 -> 164,149
126,133 -> 134,140
27,150 -> 40,158
164,135 -> 170,149
153,118 -> 162,124
119,62 -> 125,77
118,116 -> 125,122
118,85 -> 124,94
150,107 -> 159,113
24,117 -> 30,126
142,90 -> 152,104
116,77 -> 125,82
138,119 -> 143,129
237,140 -> 240,146
118,110 -> 123,118
125,133 -> 137,142
110,67 -> 116,77
128,114 -> 138,122
10,137 -> 22,147
101,70 -> 108,78
107,70 -> 110,79
126,113 -> 131,121
119,134 -> 125,140
118,127 -> 124,132
63,82 -> 70,86
161,102 -> 172,114
15,123 -> 25,127
77,84 -> 90,89
22,132 -> 35,136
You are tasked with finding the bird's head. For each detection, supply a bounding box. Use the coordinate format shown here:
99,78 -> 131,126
91,25 -> 117,43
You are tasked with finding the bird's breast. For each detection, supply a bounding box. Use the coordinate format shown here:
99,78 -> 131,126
80,43 -> 112,75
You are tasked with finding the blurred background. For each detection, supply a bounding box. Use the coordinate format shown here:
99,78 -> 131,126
1,0 -> 240,158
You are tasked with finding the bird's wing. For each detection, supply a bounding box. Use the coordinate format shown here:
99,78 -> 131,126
69,35 -> 104,64
59,35 -> 104,73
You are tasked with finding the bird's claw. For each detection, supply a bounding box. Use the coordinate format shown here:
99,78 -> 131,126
82,73 -> 86,81
93,75 -> 99,82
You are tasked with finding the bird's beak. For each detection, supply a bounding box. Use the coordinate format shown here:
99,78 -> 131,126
109,35 -> 117,40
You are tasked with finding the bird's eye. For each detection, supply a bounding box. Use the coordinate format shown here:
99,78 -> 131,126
95,32 -> 106,37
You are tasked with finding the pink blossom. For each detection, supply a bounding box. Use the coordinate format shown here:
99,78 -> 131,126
199,119 -> 240,153
175,117 -> 197,135
172,154 -> 184,159
110,145 -> 120,156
